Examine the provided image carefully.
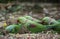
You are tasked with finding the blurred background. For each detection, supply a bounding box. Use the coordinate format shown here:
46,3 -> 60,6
0,0 -> 60,39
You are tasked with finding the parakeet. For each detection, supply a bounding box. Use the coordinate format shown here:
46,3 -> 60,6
42,17 -> 60,33
18,17 -> 47,33
42,17 -> 59,25
5,24 -> 22,33
5,16 -> 60,34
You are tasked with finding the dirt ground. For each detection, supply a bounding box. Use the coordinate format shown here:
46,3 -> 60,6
0,33 -> 60,39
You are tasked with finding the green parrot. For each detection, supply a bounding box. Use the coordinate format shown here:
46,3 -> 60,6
42,17 -> 59,25
42,17 -> 60,33
5,16 -> 60,34
24,16 -> 41,23
18,17 -> 48,33
5,24 -> 22,33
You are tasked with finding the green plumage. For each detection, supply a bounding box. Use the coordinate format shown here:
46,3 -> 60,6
24,16 -> 40,23
42,17 -> 59,25
5,24 -> 22,33
5,16 -> 60,33
51,23 -> 60,33
18,16 -> 47,33
42,17 -> 60,33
